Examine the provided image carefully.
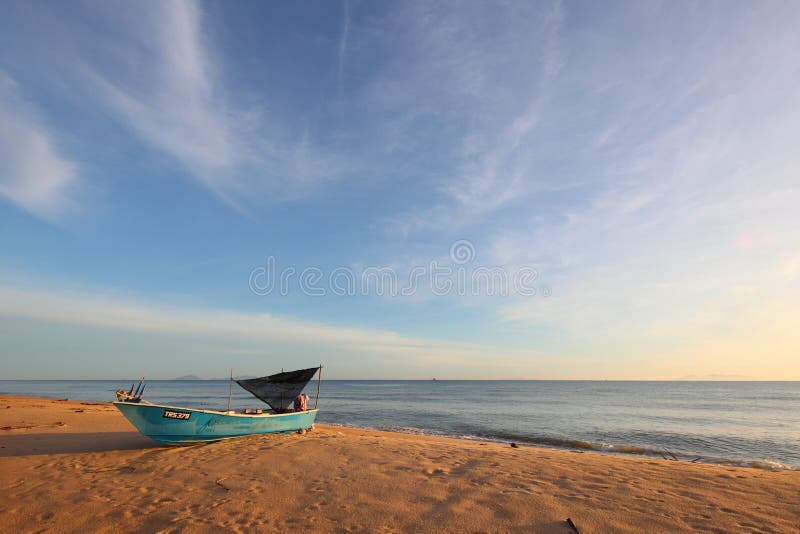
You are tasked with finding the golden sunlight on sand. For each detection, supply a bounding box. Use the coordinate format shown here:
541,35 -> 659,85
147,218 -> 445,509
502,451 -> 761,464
0,395 -> 797,533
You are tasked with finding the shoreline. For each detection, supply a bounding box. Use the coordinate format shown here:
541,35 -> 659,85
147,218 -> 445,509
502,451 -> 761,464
2,394 -> 798,532
320,421 -> 796,472
0,391 -> 794,472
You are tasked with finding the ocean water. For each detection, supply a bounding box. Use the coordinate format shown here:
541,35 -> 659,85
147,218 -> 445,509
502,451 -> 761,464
1,380 -> 798,469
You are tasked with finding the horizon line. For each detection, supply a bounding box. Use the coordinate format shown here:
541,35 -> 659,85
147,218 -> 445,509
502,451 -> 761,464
2,378 -> 798,382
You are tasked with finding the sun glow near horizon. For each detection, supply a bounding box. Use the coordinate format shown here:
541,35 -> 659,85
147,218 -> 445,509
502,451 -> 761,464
1,1 -> 799,380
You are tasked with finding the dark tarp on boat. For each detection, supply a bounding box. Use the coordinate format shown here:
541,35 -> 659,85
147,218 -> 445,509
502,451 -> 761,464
236,367 -> 319,411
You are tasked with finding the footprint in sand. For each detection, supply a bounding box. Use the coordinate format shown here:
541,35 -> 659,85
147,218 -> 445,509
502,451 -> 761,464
423,467 -> 449,476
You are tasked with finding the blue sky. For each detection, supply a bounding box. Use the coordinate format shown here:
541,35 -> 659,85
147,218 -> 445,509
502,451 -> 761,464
1,1 -> 799,379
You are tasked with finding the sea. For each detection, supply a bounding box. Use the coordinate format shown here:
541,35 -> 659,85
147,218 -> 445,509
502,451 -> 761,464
1,380 -> 797,470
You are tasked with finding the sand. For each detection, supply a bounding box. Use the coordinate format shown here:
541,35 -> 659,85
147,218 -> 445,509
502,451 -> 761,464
0,395 -> 797,533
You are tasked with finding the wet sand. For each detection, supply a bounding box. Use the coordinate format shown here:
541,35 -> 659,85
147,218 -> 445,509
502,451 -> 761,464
0,394 -> 797,533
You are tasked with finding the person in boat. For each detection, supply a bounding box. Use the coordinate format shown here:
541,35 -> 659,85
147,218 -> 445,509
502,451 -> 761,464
294,393 -> 308,412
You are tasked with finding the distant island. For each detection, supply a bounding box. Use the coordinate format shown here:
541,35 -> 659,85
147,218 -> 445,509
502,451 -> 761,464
678,374 -> 758,381
173,375 -> 202,380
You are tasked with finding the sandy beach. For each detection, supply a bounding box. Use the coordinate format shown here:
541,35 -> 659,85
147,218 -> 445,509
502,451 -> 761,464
0,395 -> 797,533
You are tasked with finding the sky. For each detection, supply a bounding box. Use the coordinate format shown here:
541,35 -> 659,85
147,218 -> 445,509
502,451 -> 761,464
1,0 -> 799,380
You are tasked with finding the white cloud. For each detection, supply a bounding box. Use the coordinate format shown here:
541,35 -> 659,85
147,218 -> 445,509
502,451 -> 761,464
0,73 -> 79,220
0,283 -> 551,376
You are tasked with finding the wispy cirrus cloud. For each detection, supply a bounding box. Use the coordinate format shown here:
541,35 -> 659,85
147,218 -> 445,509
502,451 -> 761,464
93,0 -> 240,203
0,73 -> 79,220
337,0 -> 351,94
355,2 -> 800,379
355,1 -> 566,236
87,0 -> 348,210
2,0 -> 354,217
487,4 -> 800,373
442,2 -> 564,214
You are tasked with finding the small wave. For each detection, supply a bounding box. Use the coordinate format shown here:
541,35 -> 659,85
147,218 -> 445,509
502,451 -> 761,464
318,422 -> 794,470
747,460 -> 789,470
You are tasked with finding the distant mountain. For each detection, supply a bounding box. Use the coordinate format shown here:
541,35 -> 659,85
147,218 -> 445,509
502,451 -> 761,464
679,374 -> 756,381
174,374 -> 202,380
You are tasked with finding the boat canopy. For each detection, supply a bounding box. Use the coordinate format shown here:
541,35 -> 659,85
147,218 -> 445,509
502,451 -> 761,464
236,367 -> 319,411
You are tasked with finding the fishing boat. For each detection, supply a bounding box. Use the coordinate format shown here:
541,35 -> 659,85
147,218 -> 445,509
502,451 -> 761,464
113,366 -> 322,445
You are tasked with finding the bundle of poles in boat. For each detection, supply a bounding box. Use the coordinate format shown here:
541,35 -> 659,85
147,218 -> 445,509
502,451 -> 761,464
116,377 -> 146,402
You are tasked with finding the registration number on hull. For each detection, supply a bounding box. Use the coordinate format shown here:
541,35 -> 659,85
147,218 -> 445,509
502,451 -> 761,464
162,410 -> 191,420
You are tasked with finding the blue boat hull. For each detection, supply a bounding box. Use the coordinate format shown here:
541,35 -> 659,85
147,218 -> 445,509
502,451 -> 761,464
114,402 -> 318,445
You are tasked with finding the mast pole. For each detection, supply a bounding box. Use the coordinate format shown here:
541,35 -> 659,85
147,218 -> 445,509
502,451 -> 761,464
227,368 -> 233,413
314,364 -> 323,409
